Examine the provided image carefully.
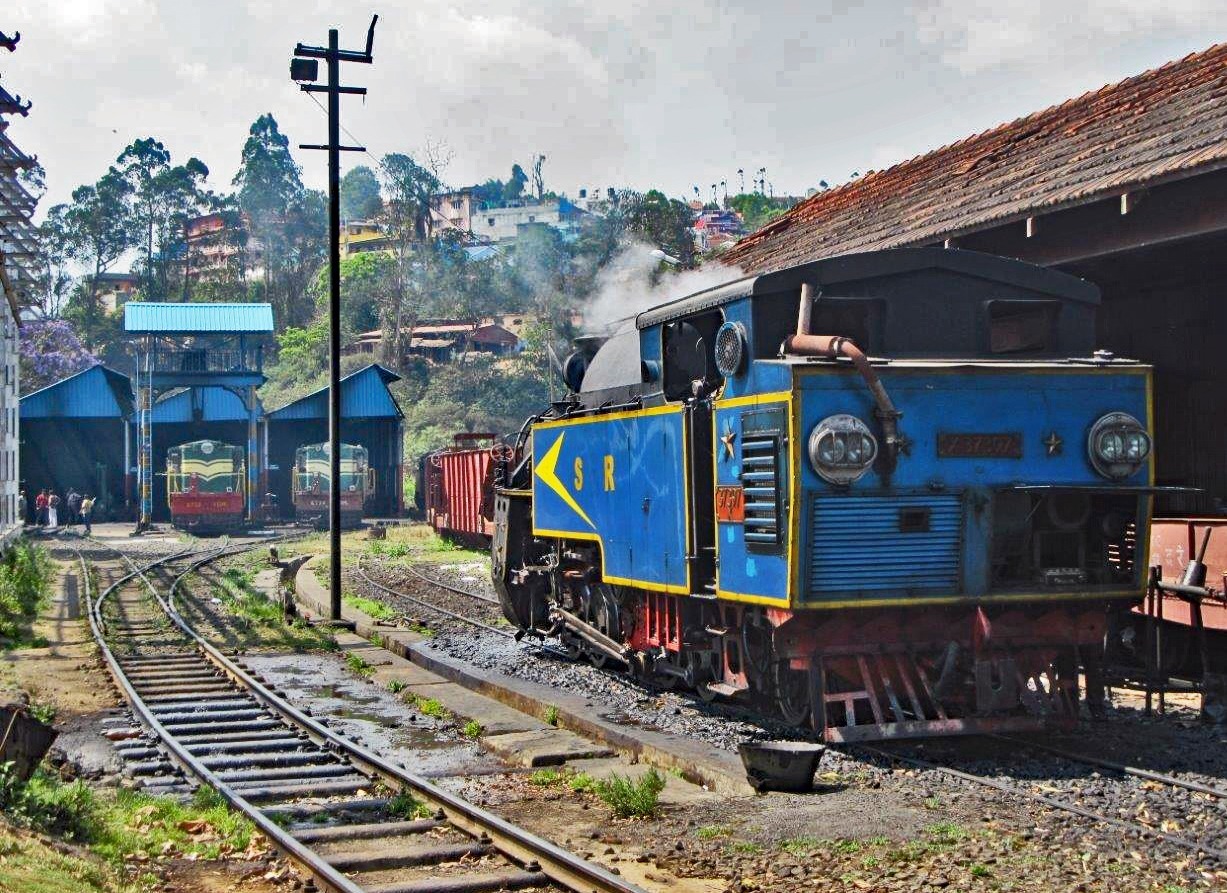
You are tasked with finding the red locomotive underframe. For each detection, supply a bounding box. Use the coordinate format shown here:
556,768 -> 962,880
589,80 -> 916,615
627,590 -> 1101,741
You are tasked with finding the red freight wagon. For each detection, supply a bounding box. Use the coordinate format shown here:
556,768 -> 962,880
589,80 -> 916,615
423,434 -> 502,546
1145,517 -> 1227,632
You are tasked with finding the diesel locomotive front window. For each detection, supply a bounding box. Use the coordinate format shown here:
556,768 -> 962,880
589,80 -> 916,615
989,490 -> 1140,589
987,300 -> 1059,355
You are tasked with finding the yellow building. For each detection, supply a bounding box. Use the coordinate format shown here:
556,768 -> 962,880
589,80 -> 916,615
340,221 -> 391,258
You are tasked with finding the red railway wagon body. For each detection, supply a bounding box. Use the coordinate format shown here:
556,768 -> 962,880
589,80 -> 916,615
1144,517 -> 1227,631
424,434 -> 500,546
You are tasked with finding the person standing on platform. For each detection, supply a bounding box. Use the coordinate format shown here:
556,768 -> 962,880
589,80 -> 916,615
80,494 -> 95,536
66,489 -> 81,530
47,491 -> 60,529
34,490 -> 47,526
17,490 -> 26,527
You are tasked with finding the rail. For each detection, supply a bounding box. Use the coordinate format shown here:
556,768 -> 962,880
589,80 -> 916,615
83,538 -> 644,893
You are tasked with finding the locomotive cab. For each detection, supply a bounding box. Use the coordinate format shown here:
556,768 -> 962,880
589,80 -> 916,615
494,247 -> 1161,742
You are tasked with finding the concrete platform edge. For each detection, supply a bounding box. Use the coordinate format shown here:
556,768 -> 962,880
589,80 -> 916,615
294,561 -> 753,796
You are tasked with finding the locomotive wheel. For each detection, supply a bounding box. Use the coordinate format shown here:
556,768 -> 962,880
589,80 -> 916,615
584,583 -> 622,670
773,662 -> 811,727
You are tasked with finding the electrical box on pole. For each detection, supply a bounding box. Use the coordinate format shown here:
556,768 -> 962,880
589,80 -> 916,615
291,14 -> 377,626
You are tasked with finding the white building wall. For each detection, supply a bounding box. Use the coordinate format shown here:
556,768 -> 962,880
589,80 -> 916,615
0,307 -> 18,538
474,202 -> 563,242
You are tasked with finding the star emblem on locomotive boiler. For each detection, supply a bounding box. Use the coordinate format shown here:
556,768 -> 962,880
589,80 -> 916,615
1043,431 -> 1063,456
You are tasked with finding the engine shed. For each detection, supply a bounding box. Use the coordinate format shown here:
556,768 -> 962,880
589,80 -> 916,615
266,364 -> 404,518
19,364 -> 133,519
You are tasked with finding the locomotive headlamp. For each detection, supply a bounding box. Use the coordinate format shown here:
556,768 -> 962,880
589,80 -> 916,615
1088,412 -> 1150,480
809,414 -> 877,485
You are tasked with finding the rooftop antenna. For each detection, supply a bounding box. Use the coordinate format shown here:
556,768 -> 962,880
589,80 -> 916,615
737,168 -> 745,193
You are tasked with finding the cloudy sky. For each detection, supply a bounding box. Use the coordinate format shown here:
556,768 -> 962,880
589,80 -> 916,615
4,1 -> 1221,211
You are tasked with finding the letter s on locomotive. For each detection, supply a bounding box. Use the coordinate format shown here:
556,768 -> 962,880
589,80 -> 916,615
491,247 -> 1163,743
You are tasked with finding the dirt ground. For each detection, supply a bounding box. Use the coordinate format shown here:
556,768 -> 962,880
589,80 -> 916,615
1,561 -> 118,718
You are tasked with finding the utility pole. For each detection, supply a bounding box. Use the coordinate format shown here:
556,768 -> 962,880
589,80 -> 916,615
291,14 -> 377,626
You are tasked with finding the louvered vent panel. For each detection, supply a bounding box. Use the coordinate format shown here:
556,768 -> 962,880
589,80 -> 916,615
741,432 -> 781,548
809,495 -> 962,595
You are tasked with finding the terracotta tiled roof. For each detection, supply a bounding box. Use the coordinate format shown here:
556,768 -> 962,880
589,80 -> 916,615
724,43 -> 1227,273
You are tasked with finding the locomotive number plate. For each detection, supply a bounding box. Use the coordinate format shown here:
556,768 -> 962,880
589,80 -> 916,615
937,432 -> 1023,459
715,486 -> 745,522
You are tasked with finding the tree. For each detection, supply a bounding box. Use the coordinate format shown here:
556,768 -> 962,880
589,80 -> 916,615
310,250 -> 395,334
31,205 -> 75,317
340,165 -> 383,221
18,318 -> 97,391
504,164 -> 528,202
232,114 -> 319,323
726,192 -> 791,232
624,190 -> 697,267
117,137 -> 210,297
378,152 -> 445,369
472,178 -> 504,208
57,167 -> 135,343
531,154 -> 546,200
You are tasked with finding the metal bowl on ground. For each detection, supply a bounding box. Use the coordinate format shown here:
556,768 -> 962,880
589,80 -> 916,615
737,740 -> 825,792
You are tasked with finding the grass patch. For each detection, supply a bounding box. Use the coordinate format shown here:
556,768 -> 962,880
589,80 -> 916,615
387,679 -> 407,693
593,768 -> 666,819
26,703 -> 57,726
462,720 -> 483,739
343,593 -> 398,622
923,796 -> 941,809
568,772 -> 597,793
387,790 -> 433,820
0,764 -> 257,867
924,822 -> 968,846
780,836 -> 821,855
0,829 -> 134,893
529,768 -> 564,786
969,863 -> 992,878
202,563 -> 337,653
0,541 -> 55,646
345,652 -> 375,678
832,838 -> 862,855
409,695 -> 450,720
697,825 -> 733,841
544,705 -> 559,726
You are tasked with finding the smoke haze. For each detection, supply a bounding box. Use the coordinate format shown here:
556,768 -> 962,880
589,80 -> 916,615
582,243 -> 744,334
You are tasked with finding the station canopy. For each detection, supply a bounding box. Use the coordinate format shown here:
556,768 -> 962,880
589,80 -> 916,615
124,302 -> 275,334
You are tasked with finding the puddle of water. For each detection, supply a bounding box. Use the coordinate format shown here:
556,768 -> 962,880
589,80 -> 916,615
245,653 -> 504,777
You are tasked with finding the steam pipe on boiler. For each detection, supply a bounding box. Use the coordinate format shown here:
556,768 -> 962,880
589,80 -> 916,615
783,283 -> 903,472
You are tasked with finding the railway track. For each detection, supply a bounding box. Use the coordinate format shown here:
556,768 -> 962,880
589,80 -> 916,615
365,555 -> 1227,865
83,540 -> 646,893
861,735 -> 1227,864
355,559 -> 513,640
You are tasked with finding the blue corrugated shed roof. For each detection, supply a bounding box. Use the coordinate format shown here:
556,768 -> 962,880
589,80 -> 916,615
268,365 -> 402,420
152,387 -> 259,423
124,302 -> 275,333
20,364 -> 134,419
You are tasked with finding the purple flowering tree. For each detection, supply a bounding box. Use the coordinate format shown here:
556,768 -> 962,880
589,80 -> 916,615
19,318 -> 98,392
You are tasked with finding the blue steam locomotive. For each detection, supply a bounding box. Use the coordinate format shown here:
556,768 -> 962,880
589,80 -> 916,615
493,248 -> 1155,742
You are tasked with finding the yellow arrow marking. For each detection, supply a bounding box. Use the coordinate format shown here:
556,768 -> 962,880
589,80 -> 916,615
534,432 -> 595,529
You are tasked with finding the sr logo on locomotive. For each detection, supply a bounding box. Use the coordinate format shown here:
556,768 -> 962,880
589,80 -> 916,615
492,248 -> 1158,742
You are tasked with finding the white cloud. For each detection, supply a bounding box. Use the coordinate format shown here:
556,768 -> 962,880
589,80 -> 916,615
2,0 -> 1219,220
910,0 -> 1222,73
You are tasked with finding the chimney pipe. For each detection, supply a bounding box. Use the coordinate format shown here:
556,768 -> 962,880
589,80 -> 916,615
784,284 -> 903,472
